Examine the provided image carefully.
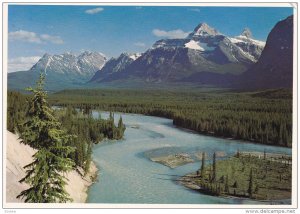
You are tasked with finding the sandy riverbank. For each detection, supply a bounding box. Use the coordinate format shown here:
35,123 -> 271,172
150,153 -> 194,168
147,149 -> 227,169
6,130 -> 98,203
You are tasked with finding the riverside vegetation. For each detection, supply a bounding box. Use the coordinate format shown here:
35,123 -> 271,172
48,88 -> 292,147
180,151 -> 292,201
8,93 -> 126,176
7,75 -> 126,203
46,88 -> 292,202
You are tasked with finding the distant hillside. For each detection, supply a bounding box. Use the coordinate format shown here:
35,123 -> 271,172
250,88 -> 292,99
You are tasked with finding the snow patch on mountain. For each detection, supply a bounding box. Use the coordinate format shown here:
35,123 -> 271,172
235,45 -> 257,62
229,36 -> 265,47
185,40 -> 204,50
44,55 -> 52,74
129,53 -> 142,60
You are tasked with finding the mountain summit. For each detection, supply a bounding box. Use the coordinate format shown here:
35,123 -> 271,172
8,51 -> 107,91
10,16 -> 293,91
241,28 -> 252,38
189,23 -> 220,38
31,51 -> 106,79
90,22 -> 265,84
90,52 -> 140,82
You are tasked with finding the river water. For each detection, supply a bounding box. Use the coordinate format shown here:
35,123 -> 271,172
87,112 -> 291,204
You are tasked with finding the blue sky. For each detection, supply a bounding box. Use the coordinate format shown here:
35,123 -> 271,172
8,5 -> 293,72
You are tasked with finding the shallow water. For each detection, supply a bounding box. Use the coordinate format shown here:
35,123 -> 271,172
87,112 -> 291,204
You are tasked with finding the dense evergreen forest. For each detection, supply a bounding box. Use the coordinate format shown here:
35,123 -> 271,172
7,90 -> 126,174
54,107 -> 125,171
8,87 -> 292,151
48,88 -> 292,147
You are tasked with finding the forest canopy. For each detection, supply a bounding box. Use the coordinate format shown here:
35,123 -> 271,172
48,88 -> 292,147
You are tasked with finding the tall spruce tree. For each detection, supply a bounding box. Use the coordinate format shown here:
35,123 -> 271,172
248,168 -> 254,198
225,175 -> 229,193
17,73 -> 76,203
201,152 -> 205,182
117,116 -> 126,139
212,152 -> 217,182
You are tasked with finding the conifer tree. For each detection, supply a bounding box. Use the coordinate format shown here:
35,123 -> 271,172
84,142 -> 92,175
248,168 -> 254,198
212,152 -> 217,182
201,152 -> 205,181
17,73 -> 76,203
117,116 -> 126,139
118,116 -> 124,130
225,175 -> 229,193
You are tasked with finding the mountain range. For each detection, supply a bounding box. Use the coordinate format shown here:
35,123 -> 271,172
8,15 -> 293,91
8,51 -> 107,91
90,23 -> 265,84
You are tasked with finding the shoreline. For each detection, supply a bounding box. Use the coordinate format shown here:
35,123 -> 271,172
84,161 -> 98,203
179,172 -> 291,205
172,124 -> 292,149
53,106 -> 291,149
65,160 -> 98,203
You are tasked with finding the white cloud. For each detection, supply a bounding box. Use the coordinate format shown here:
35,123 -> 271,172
152,29 -> 190,39
8,30 -> 41,43
134,42 -> 146,47
189,8 -> 201,12
8,56 -> 41,73
40,34 -> 64,44
8,30 -> 64,45
85,7 -> 104,14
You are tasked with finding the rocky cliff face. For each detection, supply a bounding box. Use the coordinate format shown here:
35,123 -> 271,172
239,15 -> 293,89
90,53 -> 140,82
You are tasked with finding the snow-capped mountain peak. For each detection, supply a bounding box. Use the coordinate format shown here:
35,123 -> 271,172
89,52 -> 141,82
189,23 -> 220,37
116,52 -> 141,61
241,28 -> 252,38
90,22 -> 267,84
230,28 -> 266,48
30,51 -> 107,81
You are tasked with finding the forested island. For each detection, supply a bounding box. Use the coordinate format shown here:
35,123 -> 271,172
180,151 -> 292,201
